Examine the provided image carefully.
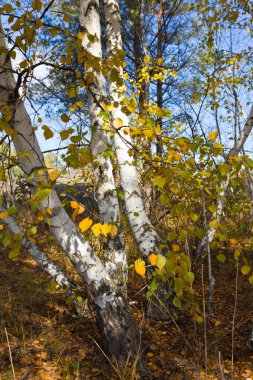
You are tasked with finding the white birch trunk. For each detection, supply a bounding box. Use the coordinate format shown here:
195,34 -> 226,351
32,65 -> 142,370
195,106 -> 253,261
103,0 -> 163,257
0,20 -> 139,362
79,0 -> 127,284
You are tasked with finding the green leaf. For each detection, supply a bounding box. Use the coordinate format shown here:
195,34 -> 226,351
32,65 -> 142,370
7,206 -> 17,215
172,296 -> 182,309
208,204 -> 217,213
156,254 -> 166,269
9,249 -> 20,260
216,254 -> 226,263
219,163 -> 230,176
174,277 -> 185,297
167,231 -> 177,241
149,279 -> 158,292
185,272 -> 195,283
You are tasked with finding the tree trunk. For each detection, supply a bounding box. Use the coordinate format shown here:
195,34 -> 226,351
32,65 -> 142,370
0,19 -> 139,363
103,0 -> 170,319
103,0 -> 165,257
79,0 -> 127,286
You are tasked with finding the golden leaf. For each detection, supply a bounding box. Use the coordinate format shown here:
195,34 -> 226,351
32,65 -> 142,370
113,118 -> 123,129
135,259 -> 146,277
229,238 -> 237,246
71,202 -> 85,221
208,130 -> 218,141
0,212 -> 8,219
148,253 -> 158,266
91,223 -> 102,237
100,224 -> 112,235
48,170 -> 60,182
79,218 -> 93,233
172,244 -> 180,252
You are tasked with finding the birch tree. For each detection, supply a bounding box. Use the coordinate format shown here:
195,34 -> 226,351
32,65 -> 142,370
79,0 -> 127,285
103,0 -> 165,257
0,18 -> 139,363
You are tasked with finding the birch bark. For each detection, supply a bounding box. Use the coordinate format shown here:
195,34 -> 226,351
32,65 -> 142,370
195,106 -> 253,261
103,0 -> 164,257
0,205 -> 81,298
0,20 -> 139,362
79,0 -> 127,285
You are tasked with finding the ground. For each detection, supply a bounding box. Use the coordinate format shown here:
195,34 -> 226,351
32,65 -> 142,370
0,245 -> 253,379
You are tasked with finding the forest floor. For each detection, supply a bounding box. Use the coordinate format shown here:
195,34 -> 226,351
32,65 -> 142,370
0,245 -> 253,380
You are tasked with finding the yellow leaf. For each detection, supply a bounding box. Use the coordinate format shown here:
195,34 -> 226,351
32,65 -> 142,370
209,219 -> 218,229
106,103 -> 114,111
148,253 -> 158,266
69,104 -> 76,112
174,152 -> 182,161
229,238 -> 237,246
144,55 -> 151,64
241,265 -> 250,275
172,244 -> 180,252
0,224 -> 3,230
100,224 -> 112,235
91,223 -> 102,237
208,130 -> 218,141
143,129 -> 154,138
46,208 -> 52,215
135,259 -> 146,277
70,201 -> 79,209
113,118 -> 123,129
79,217 -> 93,233
71,201 -> 85,221
0,212 -> 8,219
77,32 -> 84,40
76,296 -> 83,302
48,170 -> 60,182
157,57 -> 163,66
180,144 -> 189,154
76,101 -> 85,107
